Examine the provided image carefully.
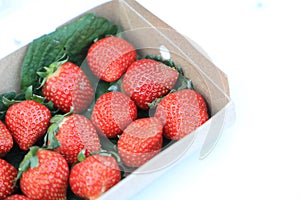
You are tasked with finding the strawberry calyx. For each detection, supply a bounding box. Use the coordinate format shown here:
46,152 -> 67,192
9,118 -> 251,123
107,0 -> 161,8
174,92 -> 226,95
0,86 -> 58,120
175,73 -> 194,91
2,86 -> 45,106
43,107 -> 74,149
16,146 -> 40,182
77,149 -> 121,163
37,54 -> 68,89
76,148 -> 122,169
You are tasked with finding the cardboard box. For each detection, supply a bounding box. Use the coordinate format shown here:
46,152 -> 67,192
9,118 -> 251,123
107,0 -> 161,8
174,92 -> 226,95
0,0 -> 234,199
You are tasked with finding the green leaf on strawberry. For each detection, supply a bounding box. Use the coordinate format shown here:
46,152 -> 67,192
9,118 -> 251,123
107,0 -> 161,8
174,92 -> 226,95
43,108 -> 74,150
0,92 -> 17,120
16,146 -> 40,181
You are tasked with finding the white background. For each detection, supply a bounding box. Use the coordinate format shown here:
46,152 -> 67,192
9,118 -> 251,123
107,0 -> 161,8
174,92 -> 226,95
1,0 -> 300,199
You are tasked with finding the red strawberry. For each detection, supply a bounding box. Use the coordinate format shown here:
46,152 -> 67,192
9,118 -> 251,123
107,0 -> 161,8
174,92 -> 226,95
38,60 -> 94,113
91,91 -> 137,138
47,114 -> 101,165
5,100 -> 51,150
87,36 -> 136,82
118,117 -> 163,167
0,121 -> 13,157
69,154 -> 121,199
5,194 -> 33,200
19,147 -> 69,200
154,89 -> 209,140
0,159 -> 18,199
122,59 -> 179,110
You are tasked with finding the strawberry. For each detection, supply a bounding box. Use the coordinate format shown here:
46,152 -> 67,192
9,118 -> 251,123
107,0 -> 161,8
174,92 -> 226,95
122,59 -> 179,110
0,121 -> 13,157
118,117 -> 163,167
5,194 -> 33,200
154,89 -> 209,140
46,113 -> 101,165
69,154 -> 121,199
91,91 -> 137,138
5,100 -> 51,150
19,147 -> 69,200
38,60 -> 94,113
87,36 -> 136,82
0,159 -> 18,199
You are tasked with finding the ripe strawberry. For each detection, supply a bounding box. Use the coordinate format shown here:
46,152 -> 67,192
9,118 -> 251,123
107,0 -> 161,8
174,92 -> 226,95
69,154 -> 121,199
5,194 -> 33,200
154,89 -> 209,140
5,100 -> 51,150
0,159 -> 18,199
19,148 -> 69,200
122,59 -> 179,110
47,114 -> 101,165
118,117 -> 163,167
91,91 -> 137,138
87,36 -> 136,82
38,60 -> 94,113
0,121 -> 13,157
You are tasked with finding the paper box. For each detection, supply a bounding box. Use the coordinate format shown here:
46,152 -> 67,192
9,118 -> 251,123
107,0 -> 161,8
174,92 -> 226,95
0,0 -> 234,199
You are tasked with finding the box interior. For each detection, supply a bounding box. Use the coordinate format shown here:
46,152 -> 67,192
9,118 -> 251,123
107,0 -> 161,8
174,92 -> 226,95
0,0 -> 232,199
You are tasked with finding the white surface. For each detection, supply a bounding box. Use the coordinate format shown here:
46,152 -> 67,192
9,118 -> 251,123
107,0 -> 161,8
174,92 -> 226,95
1,0 -> 300,199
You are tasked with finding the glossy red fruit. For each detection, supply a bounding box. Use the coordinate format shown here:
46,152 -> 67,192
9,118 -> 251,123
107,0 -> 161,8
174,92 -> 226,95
54,114 -> 101,165
118,117 -> 163,167
69,154 -> 121,199
0,159 -> 18,199
5,100 -> 51,150
4,194 -> 33,200
40,61 -> 94,113
0,121 -> 13,157
154,89 -> 209,140
87,36 -> 136,82
20,149 -> 69,200
91,91 -> 137,138
122,59 -> 179,110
